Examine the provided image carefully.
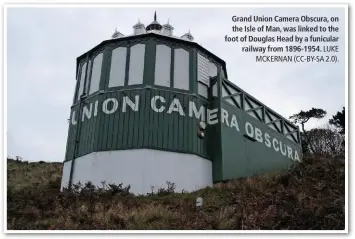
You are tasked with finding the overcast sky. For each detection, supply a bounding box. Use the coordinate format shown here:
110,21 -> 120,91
7,7 -> 345,162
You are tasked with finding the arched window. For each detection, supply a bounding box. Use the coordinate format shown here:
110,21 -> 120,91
89,53 -> 103,95
109,47 -> 127,87
154,44 -> 171,87
85,59 -> 92,93
128,44 -> 145,85
209,62 -> 217,78
77,61 -> 87,100
173,48 -> 189,90
212,84 -> 218,97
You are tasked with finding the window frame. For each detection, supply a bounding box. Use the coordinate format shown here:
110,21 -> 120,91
108,46 -> 128,88
196,51 -> 222,99
173,47 -> 190,91
88,52 -> 104,95
128,43 -> 146,86
73,63 -> 82,104
154,43 -> 172,88
74,60 -> 88,103
152,40 -> 192,91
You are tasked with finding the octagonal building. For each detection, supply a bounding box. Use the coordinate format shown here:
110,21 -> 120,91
61,13 -> 303,194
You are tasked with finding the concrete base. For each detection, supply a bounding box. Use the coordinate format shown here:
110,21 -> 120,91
61,149 -> 213,195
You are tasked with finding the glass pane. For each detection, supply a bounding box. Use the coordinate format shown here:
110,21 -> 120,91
155,44 -> 171,87
198,82 -> 208,98
109,47 -> 127,87
89,53 -> 103,94
85,60 -> 92,93
128,44 -> 145,85
173,48 -> 189,90
77,62 -> 87,100
209,62 -> 217,78
212,83 -> 218,97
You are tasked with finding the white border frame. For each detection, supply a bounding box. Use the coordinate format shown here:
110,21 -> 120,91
3,2 -> 348,234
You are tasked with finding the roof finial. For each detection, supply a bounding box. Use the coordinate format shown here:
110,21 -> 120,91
154,11 -> 157,21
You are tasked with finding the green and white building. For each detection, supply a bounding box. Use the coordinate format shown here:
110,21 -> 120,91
61,13 -> 303,194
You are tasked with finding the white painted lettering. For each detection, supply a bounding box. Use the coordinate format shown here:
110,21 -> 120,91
94,100 -> 98,116
69,94 -> 303,163
167,98 -> 185,116
264,133 -> 271,148
294,150 -> 300,162
255,127 -> 263,143
280,141 -> 287,156
272,138 -> 279,151
207,108 -> 219,125
221,108 -> 229,126
245,122 -> 254,138
151,96 -> 166,112
230,114 -> 240,131
122,95 -> 139,112
71,111 -> 77,125
287,146 -> 293,160
102,98 -> 118,114
82,103 -> 92,121
189,101 -> 205,121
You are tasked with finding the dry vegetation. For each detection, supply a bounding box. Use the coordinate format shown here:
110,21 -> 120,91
7,157 -> 345,230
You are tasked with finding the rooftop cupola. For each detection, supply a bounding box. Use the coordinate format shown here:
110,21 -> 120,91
133,19 -> 146,35
161,19 -> 174,36
146,11 -> 162,32
181,30 -> 194,41
111,27 -> 124,39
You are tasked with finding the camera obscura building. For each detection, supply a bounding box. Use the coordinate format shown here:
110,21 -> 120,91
61,13 -> 302,195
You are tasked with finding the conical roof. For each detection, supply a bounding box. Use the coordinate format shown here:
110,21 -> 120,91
162,19 -> 174,30
133,19 -> 145,29
146,11 -> 162,31
112,27 -> 124,39
181,30 -> 194,41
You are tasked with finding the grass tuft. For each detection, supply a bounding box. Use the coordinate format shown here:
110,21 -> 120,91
7,157 -> 345,230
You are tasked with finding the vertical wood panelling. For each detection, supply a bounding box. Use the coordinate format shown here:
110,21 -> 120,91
65,88 -> 209,162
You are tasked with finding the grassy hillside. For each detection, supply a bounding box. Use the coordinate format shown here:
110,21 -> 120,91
7,157 -> 345,230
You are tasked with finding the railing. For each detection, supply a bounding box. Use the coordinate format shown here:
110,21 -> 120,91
213,78 -> 301,145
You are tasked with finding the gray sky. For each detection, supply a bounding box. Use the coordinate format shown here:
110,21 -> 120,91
7,7 -> 345,162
